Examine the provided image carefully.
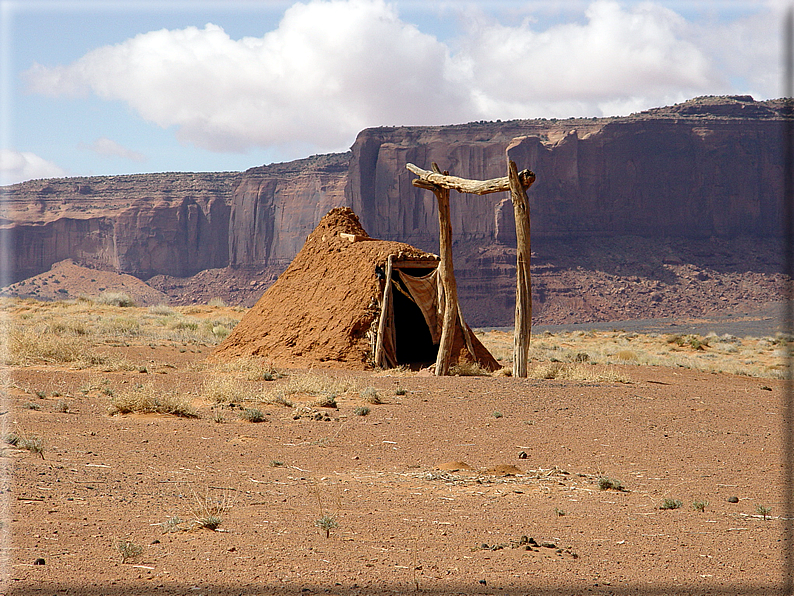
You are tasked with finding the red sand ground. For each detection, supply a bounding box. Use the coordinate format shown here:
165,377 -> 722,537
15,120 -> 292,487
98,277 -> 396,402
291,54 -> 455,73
5,347 -> 787,595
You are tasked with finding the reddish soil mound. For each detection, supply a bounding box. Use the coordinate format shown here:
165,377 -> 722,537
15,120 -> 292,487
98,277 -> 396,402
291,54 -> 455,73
0,259 -> 169,305
213,208 -> 497,369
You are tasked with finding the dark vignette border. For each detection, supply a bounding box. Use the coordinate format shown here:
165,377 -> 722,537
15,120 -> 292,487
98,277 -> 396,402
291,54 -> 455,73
784,7 -> 794,596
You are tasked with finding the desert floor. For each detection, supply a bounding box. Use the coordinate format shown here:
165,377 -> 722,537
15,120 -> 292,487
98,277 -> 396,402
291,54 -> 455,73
2,300 -> 790,595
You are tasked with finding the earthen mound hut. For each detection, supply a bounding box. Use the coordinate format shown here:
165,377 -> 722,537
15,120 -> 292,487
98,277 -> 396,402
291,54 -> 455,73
213,207 -> 499,370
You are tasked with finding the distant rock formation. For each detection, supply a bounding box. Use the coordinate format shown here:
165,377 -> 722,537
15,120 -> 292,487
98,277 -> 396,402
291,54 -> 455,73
4,172 -> 240,282
1,96 -> 786,325
346,95 -> 783,253
228,153 -> 350,270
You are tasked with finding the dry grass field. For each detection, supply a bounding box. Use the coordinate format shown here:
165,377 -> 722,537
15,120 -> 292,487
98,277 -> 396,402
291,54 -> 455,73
1,296 -> 789,595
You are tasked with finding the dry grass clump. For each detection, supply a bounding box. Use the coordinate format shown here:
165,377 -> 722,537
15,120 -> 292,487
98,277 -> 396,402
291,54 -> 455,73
96,291 -> 136,307
109,383 -> 198,418
360,386 -> 382,404
190,487 -> 234,531
201,375 -> 258,404
478,328 -> 784,379
8,326 -> 86,365
45,319 -> 90,336
4,297 -> 244,353
148,304 -> 176,316
7,325 -> 137,371
208,357 -> 284,381
261,373 -> 357,407
98,316 -> 140,337
528,362 -> 631,383
449,361 -> 492,376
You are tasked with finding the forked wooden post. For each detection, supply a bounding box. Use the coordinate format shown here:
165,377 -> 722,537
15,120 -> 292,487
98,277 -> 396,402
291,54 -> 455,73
432,165 -> 458,376
508,159 -> 532,377
406,154 -> 535,376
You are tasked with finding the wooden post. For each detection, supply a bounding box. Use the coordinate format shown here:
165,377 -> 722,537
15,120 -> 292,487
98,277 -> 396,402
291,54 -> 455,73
374,255 -> 394,369
432,164 -> 458,376
508,159 -> 532,377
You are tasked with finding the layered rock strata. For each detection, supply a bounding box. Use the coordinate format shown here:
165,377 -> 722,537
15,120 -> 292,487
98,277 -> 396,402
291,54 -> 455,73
1,96 -> 786,326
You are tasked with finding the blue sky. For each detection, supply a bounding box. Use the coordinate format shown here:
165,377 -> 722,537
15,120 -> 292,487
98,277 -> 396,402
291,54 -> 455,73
0,0 -> 785,185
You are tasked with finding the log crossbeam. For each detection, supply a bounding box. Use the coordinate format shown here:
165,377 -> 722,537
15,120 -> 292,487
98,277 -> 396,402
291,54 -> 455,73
407,163 -> 535,195
406,149 -> 536,377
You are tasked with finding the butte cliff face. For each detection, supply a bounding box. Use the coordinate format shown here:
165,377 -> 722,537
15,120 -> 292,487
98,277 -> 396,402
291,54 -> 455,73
1,96 -> 786,325
3,172 -> 240,282
228,153 -> 350,270
346,95 -> 783,252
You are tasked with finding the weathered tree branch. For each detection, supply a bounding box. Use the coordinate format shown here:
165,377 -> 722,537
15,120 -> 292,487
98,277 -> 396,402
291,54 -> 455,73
407,163 -> 535,195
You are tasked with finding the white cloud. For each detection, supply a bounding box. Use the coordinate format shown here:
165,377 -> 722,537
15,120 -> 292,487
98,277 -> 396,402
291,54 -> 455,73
86,137 -> 146,162
453,0 -> 726,119
0,150 -> 69,186
21,0 -> 776,157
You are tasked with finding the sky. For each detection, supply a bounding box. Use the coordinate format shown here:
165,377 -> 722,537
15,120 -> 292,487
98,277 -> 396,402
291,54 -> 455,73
0,0 -> 787,185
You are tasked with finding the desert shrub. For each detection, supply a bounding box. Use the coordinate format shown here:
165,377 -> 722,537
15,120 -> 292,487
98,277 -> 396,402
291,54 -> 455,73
660,498 -> 683,510
160,516 -> 186,534
96,292 -> 135,307
598,477 -> 623,491
109,383 -> 198,418
210,325 -> 231,340
692,500 -> 709,512
353,406 -> 370,416
116,539 -> 143,563
666,334 -> 708,350
314,514 -> 338,538
756,504 -> 772,520
239,408 -> 266,422
19,434 -> 45,457
207,297 -> 226,307
360,386 -> 382,404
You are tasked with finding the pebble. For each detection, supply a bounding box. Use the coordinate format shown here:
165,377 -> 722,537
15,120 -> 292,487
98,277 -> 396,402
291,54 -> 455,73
727,496 -> 739,503
518,451 -> 528,459
33,558 -> 45,565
